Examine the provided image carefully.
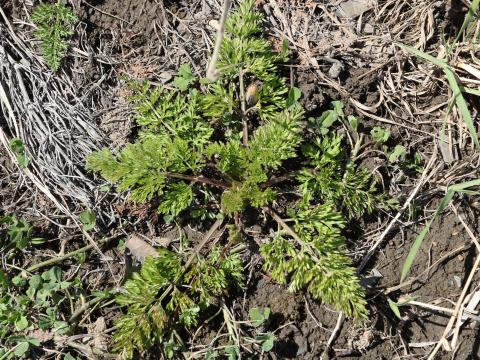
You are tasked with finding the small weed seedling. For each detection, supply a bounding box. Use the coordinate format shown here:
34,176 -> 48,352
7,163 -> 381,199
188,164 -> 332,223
0,218 -> 94,359
0,216 -> 44,252
79,210 -> 96,231
87,0 -> 392,357
370,126 -> 390,144
9,138 -> 29,168
0,265 -> 81,358
31,1 -> 78,71
249,307 -> 270,328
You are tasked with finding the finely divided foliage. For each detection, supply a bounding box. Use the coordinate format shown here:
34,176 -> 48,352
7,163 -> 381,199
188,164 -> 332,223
31,2 -> 77,71
113,247 -> 243,357
87,0 -> 391,356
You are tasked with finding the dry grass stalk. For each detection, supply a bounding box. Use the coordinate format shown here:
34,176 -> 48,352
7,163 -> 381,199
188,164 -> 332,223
0,6 -> 106,215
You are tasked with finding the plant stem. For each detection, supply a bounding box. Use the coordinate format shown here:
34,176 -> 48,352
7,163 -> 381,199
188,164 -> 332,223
69,293 -> 113,323
263,207 -> 304,245
261,171 -> 299,188
26,234 -> 119,273
264,206 -> 323,264
239,69 -> 248,146
159,218 -> 225,303
206,0 -> 232,81
165,172 -> 230,189
184,218 -> 225,270
206,162 -> 235,183
350,133 -> 365,160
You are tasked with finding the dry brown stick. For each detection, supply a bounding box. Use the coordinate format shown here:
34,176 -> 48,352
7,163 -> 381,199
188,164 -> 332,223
262,207 -> 303,244
206,0 -> 232,81
158,218 -> 224,305
27,234 -> 118,273
263,207 -> 324,268
320,312 -> 344,360
384,242 -> 470,294
358,148 -> 438,273
165,172 -> 231,189
407,300 -> 480,321
239,69 -> 248,146
427,249 -> 480,359
183,218 -> 224,270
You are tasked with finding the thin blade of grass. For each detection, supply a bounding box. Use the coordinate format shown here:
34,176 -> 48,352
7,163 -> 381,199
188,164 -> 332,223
401,178 -> 480,282
449,0 -> 480,54
388,299 -> 402,319
401,226 -> 431,283
450,178 -> 480,191
397,43 -> 480,149
400,190 -> 455,282
444,67 -> 480,149
396,43 -> 447,68
463,87 -> 480,96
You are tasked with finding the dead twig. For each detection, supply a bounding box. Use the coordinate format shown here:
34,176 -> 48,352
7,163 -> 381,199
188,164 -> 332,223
427,245 -> 480,358
184,218 -> 224,273
358,147 -> 439,273
320,312 -> 344,360
384,242 -> 471,294
206,0 -> 232,81
26,234 -> 119,273
407,300 -> 480,322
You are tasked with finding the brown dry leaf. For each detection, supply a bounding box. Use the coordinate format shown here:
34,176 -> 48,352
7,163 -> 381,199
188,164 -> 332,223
126,235 -> 159,258
337,0 -> 375,19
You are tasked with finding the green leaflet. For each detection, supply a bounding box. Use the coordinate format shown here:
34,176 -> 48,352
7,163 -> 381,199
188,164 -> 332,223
114,247 -> 244,358
31,3 -> 78,70
261,204 -> 367,319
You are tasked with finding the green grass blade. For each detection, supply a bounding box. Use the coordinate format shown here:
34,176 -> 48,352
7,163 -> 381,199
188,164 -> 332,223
443,67 -> 480,149
388,299 -> 402,319
463,87 -> 480,96
396,43 -> 447,68
450,178 -> 480,191
397,43 -> 480,149
400,225 -> 431,283
400,190 -> 455,282
449,0 -> 480,53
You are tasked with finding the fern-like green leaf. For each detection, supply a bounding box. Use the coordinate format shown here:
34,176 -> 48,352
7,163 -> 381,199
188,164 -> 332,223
31,2 -> 77,70
157,182 -> 194,217
261,204 -> 368,319
113,247 -> 244,357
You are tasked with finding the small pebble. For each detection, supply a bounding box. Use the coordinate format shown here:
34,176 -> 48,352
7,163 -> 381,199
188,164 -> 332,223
159,71 -> 173,83
453,275 -> 462,288
208,19 -> 220,30
363,23 -> 374,34
328,62 -> 343,78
